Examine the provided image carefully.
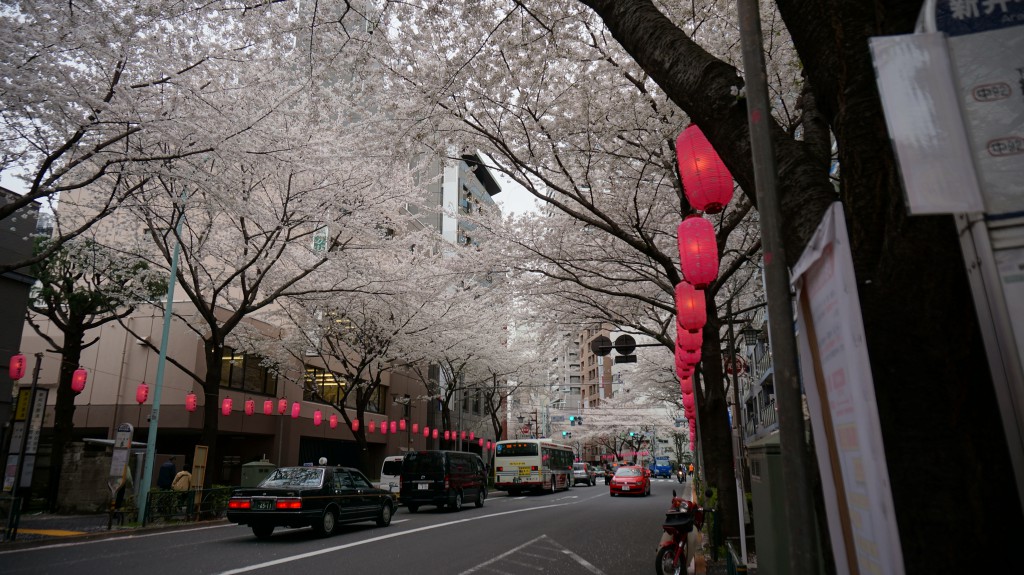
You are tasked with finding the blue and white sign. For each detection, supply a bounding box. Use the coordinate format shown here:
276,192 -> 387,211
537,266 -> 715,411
935,0 -> 1024,37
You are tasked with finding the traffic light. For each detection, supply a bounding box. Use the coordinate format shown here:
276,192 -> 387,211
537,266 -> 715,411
629,431 -> 636,437
562,431 -> 572,438
569,415 -> 576,426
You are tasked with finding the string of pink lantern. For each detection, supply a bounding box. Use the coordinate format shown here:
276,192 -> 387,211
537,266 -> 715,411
673,122 -> 734,457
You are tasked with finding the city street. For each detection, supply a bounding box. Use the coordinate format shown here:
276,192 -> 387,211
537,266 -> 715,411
0,480 -> 692,575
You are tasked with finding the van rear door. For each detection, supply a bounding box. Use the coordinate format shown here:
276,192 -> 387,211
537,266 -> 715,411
401,451 -> 447,496
379,456 -> 404,494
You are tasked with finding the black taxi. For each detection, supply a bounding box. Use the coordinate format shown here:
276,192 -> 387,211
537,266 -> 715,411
227,463 -> 396,539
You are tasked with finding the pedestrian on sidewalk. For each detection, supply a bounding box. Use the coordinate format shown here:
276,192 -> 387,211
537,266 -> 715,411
172,464 -> 193,517
157,456 -> 177,490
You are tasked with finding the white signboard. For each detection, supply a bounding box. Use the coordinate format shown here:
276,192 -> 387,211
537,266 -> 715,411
792,203 -> 905,575
947,26 -> 1024,216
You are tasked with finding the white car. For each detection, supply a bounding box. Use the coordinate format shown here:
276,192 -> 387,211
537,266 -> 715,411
377,455 -> 404,496
572,462 -> 597,486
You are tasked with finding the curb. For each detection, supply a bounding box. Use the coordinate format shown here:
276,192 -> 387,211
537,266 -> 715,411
1,518 -> 231,551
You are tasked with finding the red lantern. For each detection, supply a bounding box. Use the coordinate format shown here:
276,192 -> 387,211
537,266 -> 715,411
478,438 -> 484,447
278,398 -> 288,415
399,419 -> 407,431
469,431 -> 475,441
185,392 -> 197,412
680,377 -> 694,395
9,353 -> 26,381
329,414 -> 338,429
381,421 -> 389,434
683,394 -> 695,409
368,420 -> 376,433
352,419 -> 360,432
677,325 -> 702,353
71,368 -> 88,393
676,124 -> 734,214
487,441 -> 492,450
390,421 -> 397,434
678,346 -> 701,365
461,430 -> 466,440
444,430 -> 450,441
423,426 -> 430,437
432,429 -> 438,439
222,397 -> 233,416
291,402 -> 301,418
412,423 -> 419,433
263,400 -> 273,415
135,382 -> 149,404
244,399 -> 254,415
314,410 -> 322,426
674,281 -> 706,332
677,215 -> 719,289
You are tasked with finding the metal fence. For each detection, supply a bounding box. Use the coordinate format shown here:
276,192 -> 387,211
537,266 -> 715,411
141,487 -> 231,526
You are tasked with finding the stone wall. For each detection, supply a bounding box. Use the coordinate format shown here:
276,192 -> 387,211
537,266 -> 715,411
56,443 -> 116,513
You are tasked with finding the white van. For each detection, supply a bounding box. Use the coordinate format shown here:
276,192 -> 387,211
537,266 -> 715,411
377,455 -> 404,496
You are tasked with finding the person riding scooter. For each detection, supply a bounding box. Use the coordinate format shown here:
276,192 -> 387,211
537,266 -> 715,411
676,468 -> 685,483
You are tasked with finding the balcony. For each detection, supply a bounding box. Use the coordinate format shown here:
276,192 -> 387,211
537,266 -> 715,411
741,338 -> 778,442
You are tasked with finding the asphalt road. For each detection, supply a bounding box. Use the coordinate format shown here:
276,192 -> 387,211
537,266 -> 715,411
0,478 -> 694,575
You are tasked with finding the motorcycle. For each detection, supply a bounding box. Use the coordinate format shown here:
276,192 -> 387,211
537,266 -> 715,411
676,469 -> 685,484
655,490 -> 704,575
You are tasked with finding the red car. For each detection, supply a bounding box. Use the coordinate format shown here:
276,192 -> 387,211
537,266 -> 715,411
609,465 -> 651,497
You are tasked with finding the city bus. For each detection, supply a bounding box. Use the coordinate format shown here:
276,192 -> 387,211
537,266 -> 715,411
493,439 -> 574,495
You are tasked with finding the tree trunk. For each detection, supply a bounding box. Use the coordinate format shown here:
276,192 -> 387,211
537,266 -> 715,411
47,332 -> 84,511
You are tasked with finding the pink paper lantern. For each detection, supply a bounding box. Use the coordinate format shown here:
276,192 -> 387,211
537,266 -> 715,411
185,392 -> 197,412
329,414 -> 338,428
423,426 -> 430,437
313,410 -> 323,426
478,438 -> 484,447
676,124 -> 734,214
487,441 -> 492,450
676,325 -> 702,353
222,397 -> 233,416
381,421 -> 389,434
245,399 -> 255,416
278,398 -> 288,415
368,420 -> 376,433
432,429 -> 438,439
461,430 -> 466,440
678,346 -> 701,365
9,353 -> 26,380
412,423 -> 419,433
677,215 -> 719,289
469,432 -> 475,441
680,377 -> 694,395
135,382 -> 149,404
263,400 -> 273,415
291,402 -> 301,418
674,281 -> 706,332
399,419 -> 406,431
352,419 -> 360,432
71,368 -> 88,393
390,421 -> 397,434
444,430 -> 450,441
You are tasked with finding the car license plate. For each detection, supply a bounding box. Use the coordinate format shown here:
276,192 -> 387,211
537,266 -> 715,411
623,485 -> 630,491
253,499 -> 274,510
418,484 -> 429,490
518,467 -> 531,476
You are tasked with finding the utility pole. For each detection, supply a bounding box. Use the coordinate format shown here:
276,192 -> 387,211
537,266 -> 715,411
738,1 -> 819,571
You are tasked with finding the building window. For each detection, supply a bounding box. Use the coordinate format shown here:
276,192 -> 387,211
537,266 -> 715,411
221,347 -> 278,396
304,366 -> 346,404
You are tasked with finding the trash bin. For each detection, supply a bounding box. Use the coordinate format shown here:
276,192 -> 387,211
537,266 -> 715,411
240,460 -> 276,487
